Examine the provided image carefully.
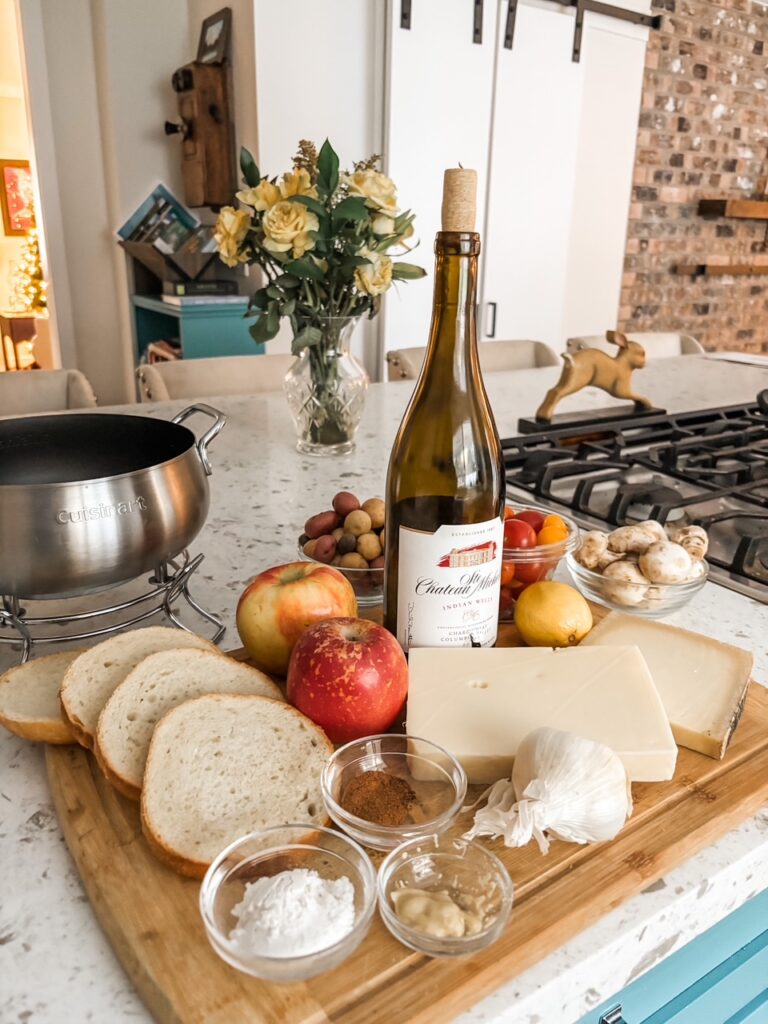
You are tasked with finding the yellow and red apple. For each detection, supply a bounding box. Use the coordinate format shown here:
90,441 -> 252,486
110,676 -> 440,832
236,562 -> 357,675
286,617 -> 408,743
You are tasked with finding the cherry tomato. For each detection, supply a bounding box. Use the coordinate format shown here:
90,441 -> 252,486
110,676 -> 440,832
537,524 -> 569,547
503,519 -> 537,549
501,560 -> 516,585
504,506 -> 516,520
515,509 -> 545,532
498,585 -> 515,620
542,514 -> 567,532
514,560 -> 550,585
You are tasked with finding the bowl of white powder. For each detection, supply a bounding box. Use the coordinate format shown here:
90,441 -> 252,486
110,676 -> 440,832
200,824 -> 378,981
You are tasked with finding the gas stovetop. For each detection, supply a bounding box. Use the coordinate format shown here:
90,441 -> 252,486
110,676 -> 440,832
501,392 -> 768,604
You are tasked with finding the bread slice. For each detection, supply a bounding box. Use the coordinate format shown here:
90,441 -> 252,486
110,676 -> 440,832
95,650 -> 284,800
0,650 -> 83,744
141,694 -> 332,878
60,627 -> 216,749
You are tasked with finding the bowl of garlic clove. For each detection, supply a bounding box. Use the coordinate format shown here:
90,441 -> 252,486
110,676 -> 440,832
566,522 -> 709,618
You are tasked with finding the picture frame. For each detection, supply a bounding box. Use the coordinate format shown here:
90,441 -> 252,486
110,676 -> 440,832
196,7 -> 231,65
0,160 -> 35,236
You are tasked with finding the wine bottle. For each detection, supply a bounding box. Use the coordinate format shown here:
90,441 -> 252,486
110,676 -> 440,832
384,168 -> 505,651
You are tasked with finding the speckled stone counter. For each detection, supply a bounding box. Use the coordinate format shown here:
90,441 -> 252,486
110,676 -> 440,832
2,356 -> 767,1024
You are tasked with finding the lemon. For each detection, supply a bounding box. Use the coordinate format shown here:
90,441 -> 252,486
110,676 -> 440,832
514,581 -> 593,647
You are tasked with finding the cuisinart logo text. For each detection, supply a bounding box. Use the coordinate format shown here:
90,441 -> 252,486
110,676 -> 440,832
56,496 -> 148,525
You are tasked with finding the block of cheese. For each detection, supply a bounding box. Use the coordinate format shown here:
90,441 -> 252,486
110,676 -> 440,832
406,646 -> 677,783
580,613 -> 753,759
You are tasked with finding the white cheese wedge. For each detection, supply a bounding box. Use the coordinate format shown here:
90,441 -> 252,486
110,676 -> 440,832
580,614 -> 754,759
406,646 -> 677,783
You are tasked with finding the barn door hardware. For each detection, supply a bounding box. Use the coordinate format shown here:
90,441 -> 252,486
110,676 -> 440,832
503,0 -> 518,48
502,0 -> 660,56
473,0 -> 484,43
572,0 -> 661,62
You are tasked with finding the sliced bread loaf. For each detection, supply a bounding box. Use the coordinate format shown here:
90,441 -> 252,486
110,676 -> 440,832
95,649 -> 284,800
140,694 -> 333,878
60,627 -> 216,749
0,650 -> 83,744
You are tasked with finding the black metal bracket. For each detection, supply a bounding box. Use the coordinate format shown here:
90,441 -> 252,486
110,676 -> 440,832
400,0 -> 411,30
572,0 -> 661,62
502,0 -> 660,55
503,0 -> 518,49
473,0 -> 484,43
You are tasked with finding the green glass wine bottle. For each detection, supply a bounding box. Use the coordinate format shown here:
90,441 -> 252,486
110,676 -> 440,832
384,168 -> 505,650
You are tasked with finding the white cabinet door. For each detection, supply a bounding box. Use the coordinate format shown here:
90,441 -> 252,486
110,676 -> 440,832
384,0 -> 498,354
481,0 -> 649,351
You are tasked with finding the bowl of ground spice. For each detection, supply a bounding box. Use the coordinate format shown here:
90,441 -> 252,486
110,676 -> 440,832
321,734 -> 467,851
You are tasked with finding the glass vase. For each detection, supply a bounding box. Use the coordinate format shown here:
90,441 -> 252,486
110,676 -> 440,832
283,317 -> 369,457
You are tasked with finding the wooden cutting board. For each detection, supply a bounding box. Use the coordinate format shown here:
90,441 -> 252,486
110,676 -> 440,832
46,617 -> 768,1024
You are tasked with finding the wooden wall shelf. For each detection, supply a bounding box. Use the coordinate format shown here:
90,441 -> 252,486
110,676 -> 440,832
697,199 -> 768,220
676,263 -> 768,277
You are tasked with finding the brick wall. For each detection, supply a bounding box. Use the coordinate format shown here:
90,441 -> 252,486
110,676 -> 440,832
618,0 -> 768,352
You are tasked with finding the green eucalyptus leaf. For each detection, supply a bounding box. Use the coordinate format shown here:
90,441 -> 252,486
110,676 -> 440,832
392,261 -> 427,280
275,273 -> 300,289
249,312 -> 280,344
339,254 -> 371,270
317,139 -> 339,197
240,147 -> 260,188
285,258 -> 326,282
291,325 -> 323,355
332,197 -> 368,222
266,285 -> 283,300
248,289 -> 270,311
265,301 -> 280,336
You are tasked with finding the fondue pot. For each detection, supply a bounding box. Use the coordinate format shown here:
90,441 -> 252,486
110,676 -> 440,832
0,404 -> 225,599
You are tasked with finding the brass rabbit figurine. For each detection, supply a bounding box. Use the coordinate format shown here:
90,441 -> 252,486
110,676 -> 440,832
536,330 -> 653,423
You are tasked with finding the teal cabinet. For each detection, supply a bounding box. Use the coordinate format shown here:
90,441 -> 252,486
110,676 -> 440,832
131,295 -> 264,361
578,888 -> 768,1024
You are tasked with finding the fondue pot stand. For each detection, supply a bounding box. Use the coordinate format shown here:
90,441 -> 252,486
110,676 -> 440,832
0,404 -> 226,600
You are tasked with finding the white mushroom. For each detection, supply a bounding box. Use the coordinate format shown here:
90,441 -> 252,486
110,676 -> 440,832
636,520 -> 668,543
601,560 -> 650,606
674,524 -> 709,561
639,540 -> 692,584
596,548 -> 627,571
574,531 -> 609,570
607,524 -> 664,555
685,559 -> 707,582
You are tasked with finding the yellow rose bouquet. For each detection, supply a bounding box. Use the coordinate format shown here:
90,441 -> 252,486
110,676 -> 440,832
215,139 -> 426,454
215,139 -> 425,353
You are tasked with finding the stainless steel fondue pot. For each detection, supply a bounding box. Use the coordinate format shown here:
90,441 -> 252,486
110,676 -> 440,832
0,403 -> 225,599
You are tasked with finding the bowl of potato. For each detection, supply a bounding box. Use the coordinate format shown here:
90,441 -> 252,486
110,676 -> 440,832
567,521 -> 709,618
299,491 -> 385,608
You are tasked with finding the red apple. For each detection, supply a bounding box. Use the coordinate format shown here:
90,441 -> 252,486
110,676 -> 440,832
287,618 -> 408,743
236,562 -> 357,675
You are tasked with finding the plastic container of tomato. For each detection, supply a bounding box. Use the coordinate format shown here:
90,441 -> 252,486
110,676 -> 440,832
498,503 -> 580,621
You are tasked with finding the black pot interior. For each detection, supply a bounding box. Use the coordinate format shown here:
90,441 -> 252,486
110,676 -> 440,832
0,413 -> 194,485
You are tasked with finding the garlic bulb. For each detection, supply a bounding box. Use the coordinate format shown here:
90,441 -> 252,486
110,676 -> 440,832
464,728 -> 632,854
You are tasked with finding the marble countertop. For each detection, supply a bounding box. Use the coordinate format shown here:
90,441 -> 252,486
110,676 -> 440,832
2,355 -> 768,1024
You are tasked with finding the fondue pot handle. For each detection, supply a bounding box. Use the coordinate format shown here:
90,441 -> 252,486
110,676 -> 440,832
172,404 -> 227,476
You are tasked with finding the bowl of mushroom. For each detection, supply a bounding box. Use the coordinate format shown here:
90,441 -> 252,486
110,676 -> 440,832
566,522 -> 709,618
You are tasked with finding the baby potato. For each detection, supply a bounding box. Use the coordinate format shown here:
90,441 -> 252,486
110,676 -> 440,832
370,555 -> 385,569
332,491 -> 361,517
361,497 -> 385,530
305,510 -> 341,539
313,534 -> 337,564
344,509 -> 372,537
332,527 -> 345,542
379,528 -> 386,551
339,552 -> 368,569
338,532 -> 358,555
357,532 -> 382,561
302,538 -> 318,558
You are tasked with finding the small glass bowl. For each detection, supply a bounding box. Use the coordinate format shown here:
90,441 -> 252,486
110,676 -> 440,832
566,553 -> 709,619
297,542 -> 383,609
199,824 -> 377,982
500,502 -> 580,621
321,734 -> 468,852
378,833 -> 514,957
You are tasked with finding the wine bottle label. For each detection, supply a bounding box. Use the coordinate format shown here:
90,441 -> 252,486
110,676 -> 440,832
396,519 -> 503,651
